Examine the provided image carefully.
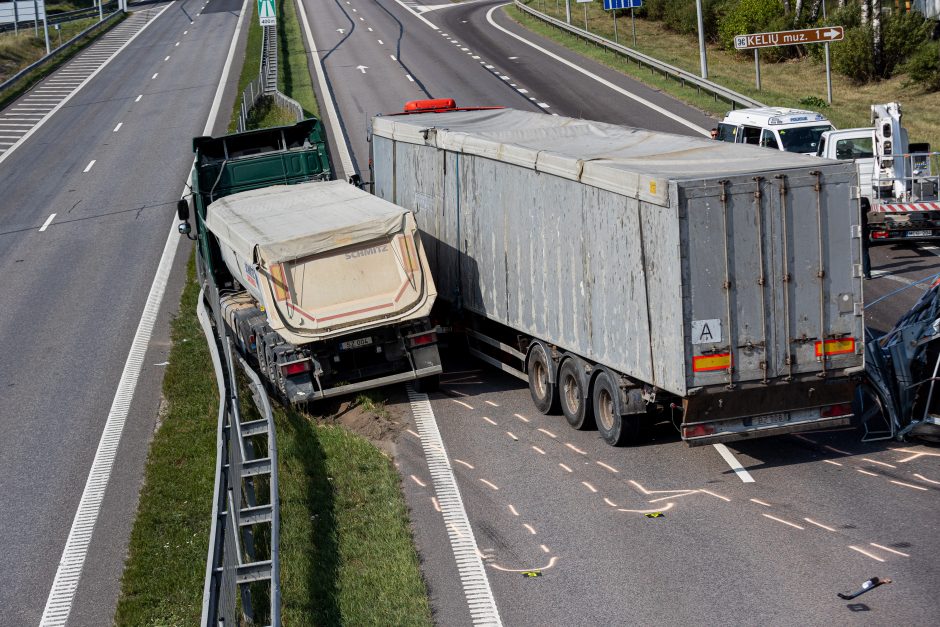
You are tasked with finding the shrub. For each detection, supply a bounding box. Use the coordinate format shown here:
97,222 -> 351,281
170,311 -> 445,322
880,10 -> 933,78
831,25 -> 876,84
718,0 -> 785,52
903,40 -> 940,92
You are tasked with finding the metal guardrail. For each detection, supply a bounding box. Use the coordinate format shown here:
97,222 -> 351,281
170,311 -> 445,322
0,2 -> 119,34
0,9 -> 121,95
236,22 -> 304,132
514,1 -> 764,111
199,289 -> 281,626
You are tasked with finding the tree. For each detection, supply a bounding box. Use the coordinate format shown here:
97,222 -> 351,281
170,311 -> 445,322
808,0 -> 823,22
793,0 -> 804,25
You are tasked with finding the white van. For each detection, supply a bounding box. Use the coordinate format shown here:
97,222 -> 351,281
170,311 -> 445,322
716,107 -> 835,155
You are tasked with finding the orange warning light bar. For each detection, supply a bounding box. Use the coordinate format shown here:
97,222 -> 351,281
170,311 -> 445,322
815,338 -> 856,357
693,353 -> 732,372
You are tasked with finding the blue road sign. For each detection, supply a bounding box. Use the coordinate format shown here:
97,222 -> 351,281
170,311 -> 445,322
603,0 -> 642,9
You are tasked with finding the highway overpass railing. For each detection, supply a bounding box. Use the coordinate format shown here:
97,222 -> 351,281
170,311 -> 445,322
514,1 -> 764,111
198,290 -> 281,626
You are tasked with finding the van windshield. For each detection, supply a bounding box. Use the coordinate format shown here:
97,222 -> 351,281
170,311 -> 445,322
778,125 -> 834,153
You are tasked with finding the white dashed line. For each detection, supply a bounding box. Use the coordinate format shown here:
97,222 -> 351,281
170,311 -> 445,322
406,74 -> 414,82
537,428 -> 556,438
83,160 -> 96,173
523,524 -> 536,535
849,545 -> 885,562
390,54 -> 397,60
506,431 -> 518,441
596,461 -> 618,473
823,459 -> 843,466
857,469 -> 879,477
39,213 -> 56,232
762,514 -> 804,530
378,39 -> 384,44
531,446 -> 545,455
151,72 -> 158,79
135,94 -> 142,102
513,413 -> 529,423
604,498 -> 618,507
890,479 -> 929,491
804,518 -> 836,532
485,400 -> 499,407
559,463 -> 572,473
454,459 -> 474,469
914,473 -> 940,485
565,442 -> 586,455
480,478 -> 500,490
713,443 -> 755,483
581,481 -> 597,493
540,544 -> 550,553
870,543 -> 909,557
750,498 -> 771,507
508,504 -> 519,516
164,55 -> 170,61
410,474 -> 427,487
452,399 -> 474,410
482,417 -> 497,425
113,122 -> 122,132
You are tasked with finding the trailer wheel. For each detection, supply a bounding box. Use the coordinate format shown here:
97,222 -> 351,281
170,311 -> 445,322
559,358 -> 594,430
593,370 -> 641,446
527,342 -> 559,415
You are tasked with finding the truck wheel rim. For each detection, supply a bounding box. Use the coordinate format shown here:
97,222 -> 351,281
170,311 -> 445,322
533,360 -> 548,399
598,388 -> 614,431
563,374 -> 580,414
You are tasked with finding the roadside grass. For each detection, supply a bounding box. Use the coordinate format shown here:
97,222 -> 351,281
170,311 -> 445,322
114,254 -> 217,625
227,2 -> 263,132
247,94 -> 299,128
509,2 -> 940,148
279,0 -> 319,117
0,14 -> 125,110
354,391 -> 392,420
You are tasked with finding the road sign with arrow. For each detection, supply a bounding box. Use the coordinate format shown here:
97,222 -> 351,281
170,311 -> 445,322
258,0 -> 276,26
734,26 -> 843,50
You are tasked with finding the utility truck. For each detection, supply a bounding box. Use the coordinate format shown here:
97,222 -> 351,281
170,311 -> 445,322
372,104 -> 864,446
816,103 -> 940,243
177,119 -> 442,402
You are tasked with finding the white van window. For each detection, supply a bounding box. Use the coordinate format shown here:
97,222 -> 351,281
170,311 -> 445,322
740,126 -> 762,145
760,129 -> 781,150
716,123 -> 737,143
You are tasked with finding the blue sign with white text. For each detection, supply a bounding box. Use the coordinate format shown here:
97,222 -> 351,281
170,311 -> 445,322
603,0 -> 642,9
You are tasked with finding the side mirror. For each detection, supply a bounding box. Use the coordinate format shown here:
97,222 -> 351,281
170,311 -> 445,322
177,198 -> 190,221
178,222 -> 192,235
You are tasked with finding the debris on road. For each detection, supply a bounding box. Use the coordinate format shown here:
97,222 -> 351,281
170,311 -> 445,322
837,576 -> 892,600
645,512 -> 665,519
521,570 -> 542,578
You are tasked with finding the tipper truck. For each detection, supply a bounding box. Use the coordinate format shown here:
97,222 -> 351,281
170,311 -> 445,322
372,105 -> 864,446
178,119 -> 442,402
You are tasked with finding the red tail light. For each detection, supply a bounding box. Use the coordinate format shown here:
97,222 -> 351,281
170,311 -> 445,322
280,359 -> 312,377
871,230 -> 889,239
821,403 -> 853,418
408,332 -> 437,347
682,423 -> 716,439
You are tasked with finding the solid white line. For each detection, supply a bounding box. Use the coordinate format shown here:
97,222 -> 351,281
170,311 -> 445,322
406,386 -> 502,625
39,1 -> 245,623
39,213 -> 56,232
484,5 -> 709,136
0,4 -> 170,168
295,0 -> 355,179
713,443 -> 755,483
83,160 -> 95,173
393,0 -> 439,29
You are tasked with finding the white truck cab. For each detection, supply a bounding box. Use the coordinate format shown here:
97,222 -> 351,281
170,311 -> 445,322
717,107 -> 834,155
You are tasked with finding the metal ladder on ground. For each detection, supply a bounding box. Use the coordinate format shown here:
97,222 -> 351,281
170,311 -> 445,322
261,24 -> 277,94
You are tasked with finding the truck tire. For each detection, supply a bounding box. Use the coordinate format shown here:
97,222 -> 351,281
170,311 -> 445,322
593,370 -> 641,446
559,357 -> 594,430
527,341 -> 559,415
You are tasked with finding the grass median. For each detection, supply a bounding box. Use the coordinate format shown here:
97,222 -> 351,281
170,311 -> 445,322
116,0 -> 433,621
509,2 -> 940,148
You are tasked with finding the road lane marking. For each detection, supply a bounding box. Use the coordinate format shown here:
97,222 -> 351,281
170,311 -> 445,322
540,544 -> 550,553
522,523 -> 536,535
410,474 -> 427,487
603,498 -> 617,507
39,214 -> 56,232
762,514 -> 804,530
406,74 -> 414,82
83,160 -> 96,172
513,413 -> 529,422
894,449 -> 940,463
559,463 -> 572,472
581,481 -> 597,493
452,399 -> 474,409
135,94 -> 142,102
151,72 -> 158,79
804,518 -> 836,531
508,504 -> 519,516
490,556 -> 558,572
378,39 -> 383,44
596,460 -> 618,473
823,459 -> 843,466
870,543 -> 909,557
698,489 -> 731,502
484,5 -> 709,136
914,473 -> 940,485
447,387 -> 468,397
849,545 -> 885,562
750,498 -> 771,507
406,386 -> 502,625
113,122 -> 122,132
480,478 -> 499,490
454,459 -> 474,469
619,502 -> 674,514
537,428 -> 556,438
390,54 -> 397,60
889,479 -> 929,491
482,416 -> 497,425
485,400 -> 499,407
40,3 -> 244,623
856,469 -> 878,477
862,457 -> 896,468
164,55 -> 170,61
648,492 -> 699,503
406,428 -> 420,438
531,446 -> 545,455
565,442 -> 586,455
506,431 -> 518,441
824,444 -> 852,455
713,443 -> 755,483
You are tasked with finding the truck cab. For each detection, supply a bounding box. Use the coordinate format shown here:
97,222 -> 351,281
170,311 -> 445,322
717,107 -> 834,155
817,128 -> 876,193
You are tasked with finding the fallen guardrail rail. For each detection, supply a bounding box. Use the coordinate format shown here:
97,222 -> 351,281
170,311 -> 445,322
198,289 -> 281,626
514,1 -> 763,111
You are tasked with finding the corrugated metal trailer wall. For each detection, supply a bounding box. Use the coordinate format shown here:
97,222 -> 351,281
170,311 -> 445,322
373,115 -> 863,400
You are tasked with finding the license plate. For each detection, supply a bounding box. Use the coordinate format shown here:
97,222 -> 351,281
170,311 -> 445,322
906,230 -> 932,237
340,337 -> 373,351
750,412 -> 790,427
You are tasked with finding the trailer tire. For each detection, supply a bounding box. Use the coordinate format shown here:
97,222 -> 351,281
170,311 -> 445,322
559,358 -> 594,430
527,342 -> 559,415
593,370 -> 641,446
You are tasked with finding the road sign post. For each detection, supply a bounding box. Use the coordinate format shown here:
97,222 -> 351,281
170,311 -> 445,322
258,0 -> 276,26
576,0 -> 590,31
603,0 -> 641,48
822,1 -> 833,104
734,25 -> 844,100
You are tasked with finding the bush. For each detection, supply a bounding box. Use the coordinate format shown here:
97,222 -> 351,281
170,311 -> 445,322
903,40 -> 940,92
638,0 -> 732,42
832,25 -> 876,84
880,10 -> 933,78
718,0 -> 784,52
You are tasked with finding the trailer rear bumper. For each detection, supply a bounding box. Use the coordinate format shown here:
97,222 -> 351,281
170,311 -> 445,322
308,363 -> 443,400
682,412 -> 852,446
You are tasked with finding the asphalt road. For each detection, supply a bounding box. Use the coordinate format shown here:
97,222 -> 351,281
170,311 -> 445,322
302,0 -> 940,624
0,0 -> 244,623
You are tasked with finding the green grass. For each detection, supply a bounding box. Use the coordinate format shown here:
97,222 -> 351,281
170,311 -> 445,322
227,2 -> 264,132
278,0 -> 319,117
278,412 -> 432,625
114,254 -> 217,625
510,2 -> 940,149
247,94 -> 300,128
